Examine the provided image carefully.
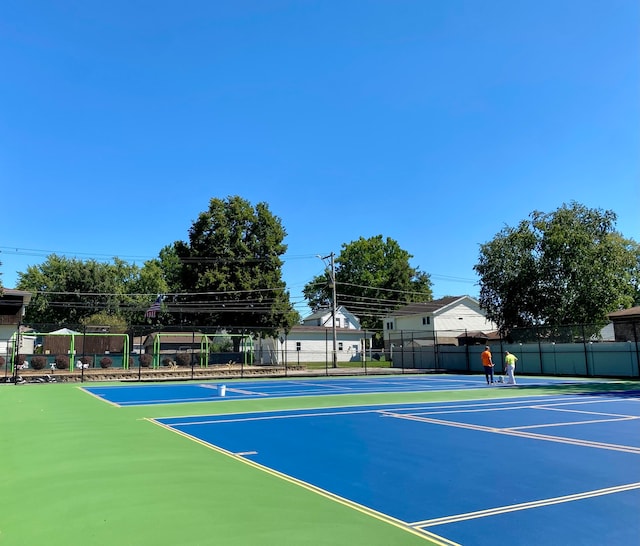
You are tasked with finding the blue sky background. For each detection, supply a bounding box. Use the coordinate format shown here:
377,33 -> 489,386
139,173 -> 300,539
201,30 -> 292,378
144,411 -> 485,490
1,0 -> 638,316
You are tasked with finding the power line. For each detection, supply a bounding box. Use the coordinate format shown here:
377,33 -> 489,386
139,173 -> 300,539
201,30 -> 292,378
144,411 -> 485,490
1,246 -> 477,285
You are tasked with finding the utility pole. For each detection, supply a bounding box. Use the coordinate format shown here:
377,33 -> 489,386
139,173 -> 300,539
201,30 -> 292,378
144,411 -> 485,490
319,252 -> 338,368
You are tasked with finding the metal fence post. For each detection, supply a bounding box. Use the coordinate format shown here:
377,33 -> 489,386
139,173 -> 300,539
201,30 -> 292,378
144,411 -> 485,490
634,319 -> 640,378
536,326 -> 543,374
465,329 -> 470,372
582,324 -> 591,377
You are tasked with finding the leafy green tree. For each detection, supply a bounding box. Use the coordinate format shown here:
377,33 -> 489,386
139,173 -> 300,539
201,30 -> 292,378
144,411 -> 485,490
80,313 -> 128,333
124,259 -> 170,324
475,202 -> 639,333
18,256 -> 114,326
303,235 -> 433,332
174,196 -> 297,345
472,221 -> 542,330
633,244 -> 640,306
157,244 -> 184,292
17,256 -> 166,327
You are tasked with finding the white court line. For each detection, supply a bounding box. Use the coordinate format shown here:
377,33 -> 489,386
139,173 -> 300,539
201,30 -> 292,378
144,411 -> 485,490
533,398 -> 640,409
362,396 -> 595,417
160,401 -> 596,424
410,482 -> 640,528
404,397 -> 640,419
533,405 -> 639,418
199,384 -> 268,395
382,412 -> 640,454
163,407 -> 383,427
121,396 -> 227,406
507,416 -> 639,431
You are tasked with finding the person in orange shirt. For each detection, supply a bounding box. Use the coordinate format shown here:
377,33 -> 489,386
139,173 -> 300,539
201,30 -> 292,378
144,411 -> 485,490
481,345 -> 494,384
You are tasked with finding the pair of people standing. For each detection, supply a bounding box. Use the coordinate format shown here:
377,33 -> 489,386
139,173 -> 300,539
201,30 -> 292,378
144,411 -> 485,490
480,346 -> 517,385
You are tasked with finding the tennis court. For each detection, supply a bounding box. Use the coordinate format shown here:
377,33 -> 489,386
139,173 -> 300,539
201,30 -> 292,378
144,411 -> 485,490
83,374 -> 588,406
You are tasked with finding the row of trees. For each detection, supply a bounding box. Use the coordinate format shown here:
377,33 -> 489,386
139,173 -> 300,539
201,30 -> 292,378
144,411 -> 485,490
8,197 -> 433,347
3,198 -> 639,343
14,197 -> 299,347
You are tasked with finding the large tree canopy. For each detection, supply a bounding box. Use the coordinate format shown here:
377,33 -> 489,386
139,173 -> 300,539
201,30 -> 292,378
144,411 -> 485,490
17,255 -> 167,327
173,196 -> 297,338
303,235 -> 433,332
474,202 -> 639,333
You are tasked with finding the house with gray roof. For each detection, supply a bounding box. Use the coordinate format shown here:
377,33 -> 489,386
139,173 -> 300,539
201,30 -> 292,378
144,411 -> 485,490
607,306 -> 640,342
381,295 -> 497,350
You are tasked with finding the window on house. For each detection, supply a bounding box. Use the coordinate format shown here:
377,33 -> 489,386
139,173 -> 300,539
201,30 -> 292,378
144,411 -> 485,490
336,317 -> 341,327
338,342 -> 343,351
296,342 -> 301,351
386,321 -> 394,330
422,317 -> 431,325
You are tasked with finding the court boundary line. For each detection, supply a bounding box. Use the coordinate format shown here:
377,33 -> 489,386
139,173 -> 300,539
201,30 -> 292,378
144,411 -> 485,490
410,482 -> 640,528
156,395 -> 592,424
78,386 -> 123,407
534,405 -> 639,418
382,412 -> 640,454
157,397 -> 589,427
509,416 -> 638,431
200,384 -> 269,396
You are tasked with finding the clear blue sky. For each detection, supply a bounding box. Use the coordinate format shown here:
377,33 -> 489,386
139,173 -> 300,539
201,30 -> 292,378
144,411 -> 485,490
1,0 -> 638,316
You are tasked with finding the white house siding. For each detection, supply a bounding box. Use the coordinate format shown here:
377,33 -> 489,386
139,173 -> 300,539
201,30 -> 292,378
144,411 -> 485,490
0,325 -> 19,360
302,306 -> 362,330
384,297 -> 497,349
0,327 -> 36,361
0,290 -> 33,363
433,302 -> 497,342
255,327 -> 371,364
252,307 -> 372,365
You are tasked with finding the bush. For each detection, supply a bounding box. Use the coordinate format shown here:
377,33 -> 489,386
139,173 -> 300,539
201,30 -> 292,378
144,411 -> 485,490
80,356 -> 93,367
17,354 -> 27,366
99,356 -> 113,369
0,356 -> 5,367
55,355 -> 70,370
175,352 -> 192,367
194,352 -> 206,366
139,354 -> 152,368
162,356 -> 175,367
31,356 -> 48,370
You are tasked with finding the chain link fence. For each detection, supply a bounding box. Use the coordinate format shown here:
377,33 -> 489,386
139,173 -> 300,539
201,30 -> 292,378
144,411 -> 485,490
1,321 -> 638,382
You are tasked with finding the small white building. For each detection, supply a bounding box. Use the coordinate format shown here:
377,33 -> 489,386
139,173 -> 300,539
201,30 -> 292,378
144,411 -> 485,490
255,306 -> 373,364
0,289 -> 34,362
382,296 -> 497,350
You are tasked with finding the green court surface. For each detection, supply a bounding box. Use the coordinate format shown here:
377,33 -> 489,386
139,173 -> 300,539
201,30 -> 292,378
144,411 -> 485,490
1,378 -> 637,545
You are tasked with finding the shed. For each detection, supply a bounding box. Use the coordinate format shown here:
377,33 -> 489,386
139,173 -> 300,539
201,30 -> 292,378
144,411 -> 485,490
607,307 -> 640,342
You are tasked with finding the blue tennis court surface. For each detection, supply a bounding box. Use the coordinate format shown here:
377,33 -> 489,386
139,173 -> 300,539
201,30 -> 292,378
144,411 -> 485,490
83,374 -> 590,407
154,393 -> 640,546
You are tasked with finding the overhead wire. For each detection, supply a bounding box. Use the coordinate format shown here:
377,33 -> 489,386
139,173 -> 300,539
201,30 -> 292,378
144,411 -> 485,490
2,246 -> 476,316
